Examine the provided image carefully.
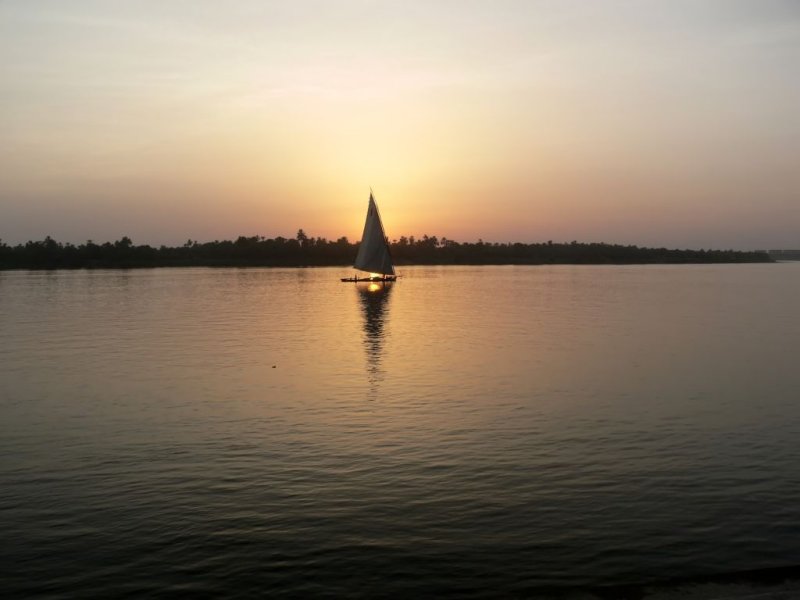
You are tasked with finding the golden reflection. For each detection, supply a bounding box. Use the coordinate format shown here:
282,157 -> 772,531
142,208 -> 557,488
356,281 -> 393,381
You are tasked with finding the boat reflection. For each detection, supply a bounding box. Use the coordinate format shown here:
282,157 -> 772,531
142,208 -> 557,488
356,281 -> 393,380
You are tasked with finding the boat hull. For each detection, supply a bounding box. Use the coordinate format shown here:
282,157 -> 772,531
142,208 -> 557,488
340,276 -> 397,283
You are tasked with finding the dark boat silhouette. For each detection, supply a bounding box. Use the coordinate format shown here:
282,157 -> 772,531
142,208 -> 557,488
341,190 -> 398,283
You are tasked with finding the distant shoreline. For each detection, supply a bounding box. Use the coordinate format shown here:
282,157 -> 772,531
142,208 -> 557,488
0,259 -> 778,271
0,234 -> 773,270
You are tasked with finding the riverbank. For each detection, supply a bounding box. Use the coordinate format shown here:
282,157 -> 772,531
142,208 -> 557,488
0,235 -> 772,269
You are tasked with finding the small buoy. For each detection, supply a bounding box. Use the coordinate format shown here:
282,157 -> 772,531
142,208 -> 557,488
272,365 -> 276,368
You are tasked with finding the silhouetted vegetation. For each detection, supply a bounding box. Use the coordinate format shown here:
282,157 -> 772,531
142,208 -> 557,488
769,249 -> 800,261
0,232 -> 771,270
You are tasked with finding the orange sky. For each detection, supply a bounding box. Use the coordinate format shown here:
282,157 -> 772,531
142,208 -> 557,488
1,1 -> 798,249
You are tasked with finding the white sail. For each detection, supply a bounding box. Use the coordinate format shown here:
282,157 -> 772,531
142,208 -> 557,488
354,193 -> 395,275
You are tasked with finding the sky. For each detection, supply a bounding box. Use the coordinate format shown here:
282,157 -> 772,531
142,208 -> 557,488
1,0 -> 798,249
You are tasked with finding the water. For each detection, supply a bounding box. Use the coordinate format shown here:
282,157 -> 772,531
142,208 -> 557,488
2,264 -> 800,598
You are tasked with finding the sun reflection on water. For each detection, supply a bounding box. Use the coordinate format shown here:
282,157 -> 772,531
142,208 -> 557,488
356,281 -> 393,382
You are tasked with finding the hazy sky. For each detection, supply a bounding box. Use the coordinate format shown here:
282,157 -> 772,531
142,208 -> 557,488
1,0 -> 798,248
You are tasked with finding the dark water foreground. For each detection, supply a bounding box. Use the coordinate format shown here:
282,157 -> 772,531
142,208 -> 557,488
1,265 -> 799,598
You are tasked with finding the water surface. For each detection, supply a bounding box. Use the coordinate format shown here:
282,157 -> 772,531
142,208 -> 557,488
2,265 -> 800,597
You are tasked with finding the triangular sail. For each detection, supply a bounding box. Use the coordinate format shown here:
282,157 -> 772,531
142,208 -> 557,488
354,193 -> 395,275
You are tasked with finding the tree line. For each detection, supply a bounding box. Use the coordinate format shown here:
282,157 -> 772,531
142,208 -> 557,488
0,230 -> 771,269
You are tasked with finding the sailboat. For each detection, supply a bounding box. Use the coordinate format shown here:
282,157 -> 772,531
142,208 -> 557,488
341,191 -> 398,282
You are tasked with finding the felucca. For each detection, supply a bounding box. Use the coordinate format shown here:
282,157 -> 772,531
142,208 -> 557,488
341,191 -> 397,282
